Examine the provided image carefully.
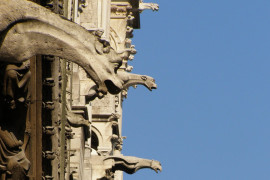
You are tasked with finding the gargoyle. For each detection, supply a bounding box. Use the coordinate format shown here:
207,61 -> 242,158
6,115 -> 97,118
104,155 -> 162,174
139,0 -> 159,12
110,135 -> 125,151
85,72 -> 157,100
0,0 -> 124,95
66,110 -> 90,128
118,71 -> 157,91
64,102 -> 90,128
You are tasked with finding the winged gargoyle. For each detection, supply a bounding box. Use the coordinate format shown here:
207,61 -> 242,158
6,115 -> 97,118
0,0 -> 125,95
103,155 -> 162,174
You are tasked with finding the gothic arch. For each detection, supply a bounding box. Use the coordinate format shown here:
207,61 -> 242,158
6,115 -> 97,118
91,126 -> 103,149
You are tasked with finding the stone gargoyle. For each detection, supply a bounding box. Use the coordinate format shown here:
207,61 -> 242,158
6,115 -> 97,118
0,0 -> 126,95
118,71 -> 157,91
139,0 -> 159,12
85,72 -> 157,100
65,103 -> 90,128
66,110 -> 90,128
103,155 -> 162,174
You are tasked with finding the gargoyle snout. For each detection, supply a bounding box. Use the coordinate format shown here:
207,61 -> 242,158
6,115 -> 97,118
154,167 -> 162,173
151,161 -> 162,173
141,76 -> 157,91
150,82 -> 157,90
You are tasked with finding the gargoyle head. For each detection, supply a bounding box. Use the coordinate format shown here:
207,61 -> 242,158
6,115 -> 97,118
118,72 -> 157,91
150,160 -> 162,173
139,75 -> 157,91
149,3 -> 159,11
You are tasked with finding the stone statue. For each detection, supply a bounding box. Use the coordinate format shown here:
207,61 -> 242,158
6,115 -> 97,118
0,128 -> 30,180
2,60 -> 31,110
0,61 -> 31,179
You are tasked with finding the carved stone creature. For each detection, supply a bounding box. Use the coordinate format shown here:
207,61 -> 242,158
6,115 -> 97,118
104,156 -> 162,174
64,103 -> 91,138
139,0 -> 159,12
66,110 -> 90,128
85,72 -> 157,100
0,0 -> 125,95
110,135 -> 124,151
118,71 -> 157,91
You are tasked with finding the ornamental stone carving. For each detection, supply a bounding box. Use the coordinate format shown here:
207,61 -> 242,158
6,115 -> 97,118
139,0 -> 159,12
118,71 -> 157,91
80,72 -> 157,101
104,156 -> 162,174
93,155 -> 161,180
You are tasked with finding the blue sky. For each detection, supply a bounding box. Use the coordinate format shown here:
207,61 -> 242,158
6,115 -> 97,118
121,0 -> 270,179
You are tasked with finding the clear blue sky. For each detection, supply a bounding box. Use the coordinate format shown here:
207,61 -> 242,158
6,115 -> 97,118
121,0 -> 270,179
